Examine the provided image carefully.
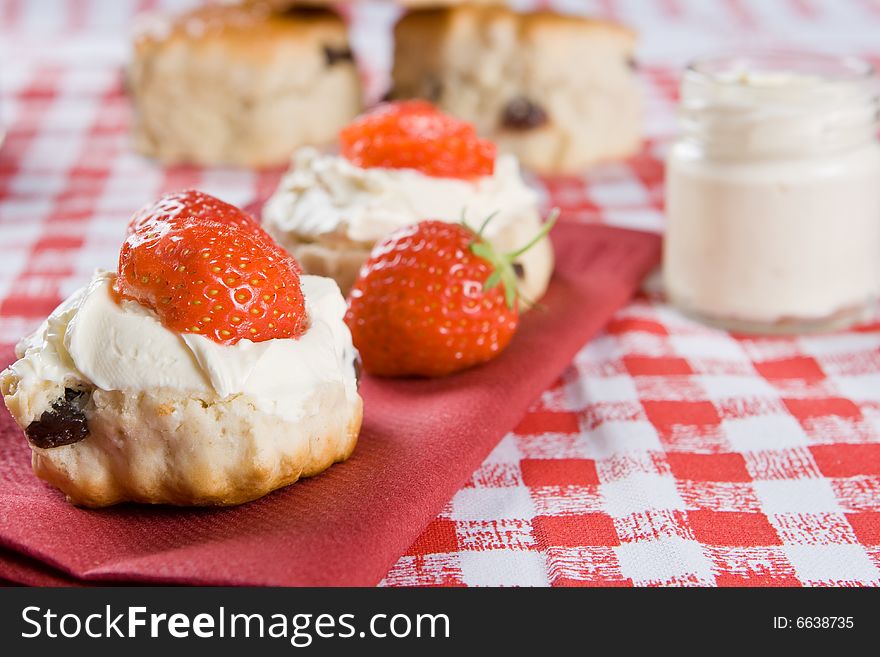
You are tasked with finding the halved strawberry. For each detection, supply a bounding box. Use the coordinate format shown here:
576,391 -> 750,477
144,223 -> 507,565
117,192 -> 307,345
339,100 -> 497,179
127,189 -> 260,235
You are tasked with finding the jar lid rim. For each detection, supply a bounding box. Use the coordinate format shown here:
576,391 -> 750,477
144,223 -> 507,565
686,51 -> 875,84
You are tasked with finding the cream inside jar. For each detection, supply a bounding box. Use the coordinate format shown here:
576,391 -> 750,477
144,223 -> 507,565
664,53 -> 880,333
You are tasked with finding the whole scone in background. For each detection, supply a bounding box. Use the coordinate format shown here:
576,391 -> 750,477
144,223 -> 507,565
391,5 -> 642,173
129,3 -> 362,167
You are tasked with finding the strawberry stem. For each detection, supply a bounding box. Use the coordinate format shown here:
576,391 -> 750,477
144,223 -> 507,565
477,211 -> 500,237
484,268 -> 503,290
505,209 -> 559,259
469,208 -> 560,310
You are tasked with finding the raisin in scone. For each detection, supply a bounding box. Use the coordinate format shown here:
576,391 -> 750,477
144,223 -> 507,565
262,101 -> 554,303
129,4 -> 362,167
0,192 -> 362,507
390,5 -> 642,173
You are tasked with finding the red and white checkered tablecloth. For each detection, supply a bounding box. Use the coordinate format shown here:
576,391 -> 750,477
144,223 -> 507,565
2,0 -> 880,587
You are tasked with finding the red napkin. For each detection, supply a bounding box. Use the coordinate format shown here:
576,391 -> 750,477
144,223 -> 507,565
0,223 -> 660,586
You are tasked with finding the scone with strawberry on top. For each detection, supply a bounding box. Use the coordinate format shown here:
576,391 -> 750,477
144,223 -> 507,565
262,100 -> 554,304
0,190 -> 361,507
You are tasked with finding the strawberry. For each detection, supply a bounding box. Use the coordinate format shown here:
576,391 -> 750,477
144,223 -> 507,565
127,189 -> 260,235
345,213 -> 557,377
339,100 -> 496,180
130,190 -> 302,276
117,192 -> 307,346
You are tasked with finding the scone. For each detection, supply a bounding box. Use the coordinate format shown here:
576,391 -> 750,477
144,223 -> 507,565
129,4 -> 362,167
390,5 -> 641,173
262,100 -> 554,303
0,191 -> 362,507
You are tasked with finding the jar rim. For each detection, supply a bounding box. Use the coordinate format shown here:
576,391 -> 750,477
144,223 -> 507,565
686,50 -> 875,85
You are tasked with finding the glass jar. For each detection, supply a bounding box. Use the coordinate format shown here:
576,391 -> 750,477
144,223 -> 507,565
664,52 -> 880,333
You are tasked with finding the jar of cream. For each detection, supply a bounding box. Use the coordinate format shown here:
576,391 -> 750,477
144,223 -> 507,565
664,53 -> 880,333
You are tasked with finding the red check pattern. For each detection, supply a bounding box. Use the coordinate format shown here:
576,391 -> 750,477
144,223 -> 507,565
2,0 -> 880,587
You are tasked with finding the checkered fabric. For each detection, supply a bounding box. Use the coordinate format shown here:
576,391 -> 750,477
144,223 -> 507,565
2,0 -> 880,587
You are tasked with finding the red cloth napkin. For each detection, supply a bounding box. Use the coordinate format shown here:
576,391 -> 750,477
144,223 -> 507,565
0,223 -> 660,586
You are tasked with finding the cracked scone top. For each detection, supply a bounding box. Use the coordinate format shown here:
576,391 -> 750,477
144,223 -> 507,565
0,192 -> 362,507
262,102 -> 555,302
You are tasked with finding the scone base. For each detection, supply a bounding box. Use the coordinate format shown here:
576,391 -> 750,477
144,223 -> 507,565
24,386 -> 363,508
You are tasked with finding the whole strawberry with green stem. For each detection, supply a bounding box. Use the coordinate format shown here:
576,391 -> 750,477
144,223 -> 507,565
345,212 -> 557,377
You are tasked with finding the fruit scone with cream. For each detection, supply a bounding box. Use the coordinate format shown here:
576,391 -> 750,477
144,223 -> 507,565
390,5 -> 641,174
262,100 -> 554,302
0,191 -> 362,508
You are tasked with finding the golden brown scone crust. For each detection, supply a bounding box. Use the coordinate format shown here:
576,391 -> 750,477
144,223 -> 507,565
391,5 -> 641,173
394,4 -> 636,41
133,4 -> 350,54
129,4 -> 362,166
2,372 -> 362,507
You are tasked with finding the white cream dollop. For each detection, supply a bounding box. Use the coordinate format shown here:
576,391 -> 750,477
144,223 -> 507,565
261,147 -> 541,244
10,271 -> 358,421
